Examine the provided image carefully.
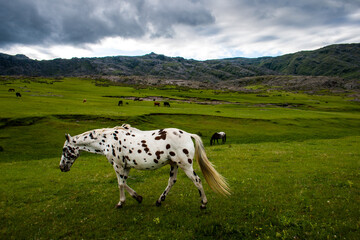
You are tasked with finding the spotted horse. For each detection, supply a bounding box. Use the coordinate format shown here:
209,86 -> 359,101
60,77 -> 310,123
59,124 -> 230,209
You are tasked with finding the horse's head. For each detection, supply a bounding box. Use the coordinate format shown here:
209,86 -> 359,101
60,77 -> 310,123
59,134 -> 80,172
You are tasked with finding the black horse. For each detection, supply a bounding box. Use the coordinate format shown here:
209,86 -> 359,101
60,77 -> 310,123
118,100 -> 123,106
210,132 -> 226,145
164,102 -> 170,107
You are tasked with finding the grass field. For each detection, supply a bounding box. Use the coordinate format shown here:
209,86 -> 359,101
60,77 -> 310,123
1,77 -> 359,239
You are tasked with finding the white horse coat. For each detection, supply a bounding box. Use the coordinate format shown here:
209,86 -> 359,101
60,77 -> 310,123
60,124 -> 230,209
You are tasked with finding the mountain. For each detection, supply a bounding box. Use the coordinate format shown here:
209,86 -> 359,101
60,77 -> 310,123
258,44 -> 360,79
1,44 -> 359,82
0,51 -> 276,81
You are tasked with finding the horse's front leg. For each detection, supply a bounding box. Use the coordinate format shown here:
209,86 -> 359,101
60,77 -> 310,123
113,165 -> 127,208
113,166 -> 142,208
123,168 -> 143,204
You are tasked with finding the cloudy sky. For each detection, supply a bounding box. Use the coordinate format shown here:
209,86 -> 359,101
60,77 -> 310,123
1,0 -> 359,60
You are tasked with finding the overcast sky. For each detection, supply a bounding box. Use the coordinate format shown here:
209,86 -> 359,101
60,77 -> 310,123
1,0 -> 359,60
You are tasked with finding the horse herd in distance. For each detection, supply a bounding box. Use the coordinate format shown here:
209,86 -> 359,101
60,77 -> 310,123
7,87 -> 171,107
7,87 -> 227,146
117,99 -> 171,107
8,88 -> 21,97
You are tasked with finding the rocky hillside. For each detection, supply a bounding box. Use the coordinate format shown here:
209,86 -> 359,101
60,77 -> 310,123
0,52 -> 276,81
0,44 -> 359,89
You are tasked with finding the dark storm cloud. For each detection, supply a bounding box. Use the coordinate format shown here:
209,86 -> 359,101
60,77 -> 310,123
230,0 -> 360,28
2,0 -> 359,60
208,0 -> 360,53
0,0 -> 214,47
0,0 -> 52,45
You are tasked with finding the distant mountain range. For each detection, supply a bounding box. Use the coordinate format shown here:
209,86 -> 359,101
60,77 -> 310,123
1,43 -> 359,82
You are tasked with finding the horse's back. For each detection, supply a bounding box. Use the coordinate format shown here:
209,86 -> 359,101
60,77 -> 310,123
116,127 -> 195,170
142,128 -> 193,147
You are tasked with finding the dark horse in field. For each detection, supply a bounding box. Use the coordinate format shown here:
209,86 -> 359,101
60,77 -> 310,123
210,132 -> 226,145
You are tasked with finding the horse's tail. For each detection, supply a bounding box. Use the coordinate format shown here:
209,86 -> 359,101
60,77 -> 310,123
191,134 -> 231,196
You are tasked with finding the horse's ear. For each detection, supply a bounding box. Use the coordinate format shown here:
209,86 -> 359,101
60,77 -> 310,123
65,134 -> 71,142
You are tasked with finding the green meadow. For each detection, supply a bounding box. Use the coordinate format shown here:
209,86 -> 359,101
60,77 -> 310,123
1,77 -> 359,239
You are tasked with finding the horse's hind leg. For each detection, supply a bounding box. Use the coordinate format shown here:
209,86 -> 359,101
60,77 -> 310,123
182,167 -> 208,209
113,167 -> 127,208
156,164 -> 178,206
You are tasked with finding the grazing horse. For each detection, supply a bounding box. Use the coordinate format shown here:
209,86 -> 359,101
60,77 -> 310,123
164,102 -> 170,107
16,92 -> 21,97
154,102 -> 160,107
59,124 -> 230,209
210,132 -> 226,145
8,88 -> 15,92
83,99 -> 87,103
118,100 -> 123,106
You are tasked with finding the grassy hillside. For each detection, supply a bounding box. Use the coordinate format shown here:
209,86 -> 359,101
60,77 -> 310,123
256,44 -> 360,79
1,77 -> 359,239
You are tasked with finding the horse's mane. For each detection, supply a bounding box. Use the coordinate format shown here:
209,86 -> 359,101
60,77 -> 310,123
120,123 -> 141,131
74,125 -> 128,138
71,124 -> 142,144
120,123 -> 131,129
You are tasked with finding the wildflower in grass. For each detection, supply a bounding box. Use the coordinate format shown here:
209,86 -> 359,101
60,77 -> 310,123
153,217 -> 160,224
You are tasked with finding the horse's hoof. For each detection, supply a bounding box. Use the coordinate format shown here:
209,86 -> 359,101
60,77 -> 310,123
156,200 -> 161,207
115,204 -> 123,209
135,195 -> 143,203
200,205 -> 207,210
161,195 -> 166,201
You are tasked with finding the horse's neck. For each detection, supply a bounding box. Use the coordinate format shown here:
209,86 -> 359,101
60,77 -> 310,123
73,129 -> 109,155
